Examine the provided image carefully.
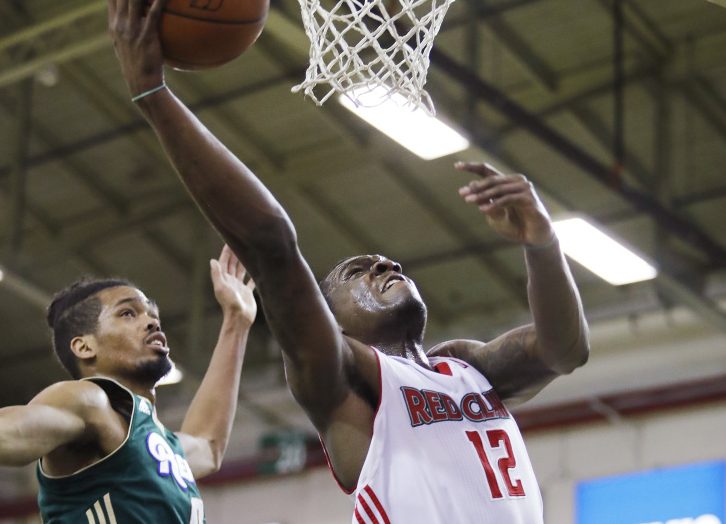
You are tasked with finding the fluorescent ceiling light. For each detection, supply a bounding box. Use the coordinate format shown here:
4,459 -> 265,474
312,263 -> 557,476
157,360 -> 183,386
338,87 -> 469,160
553,217 -> 657,286
0,268 -> 4,282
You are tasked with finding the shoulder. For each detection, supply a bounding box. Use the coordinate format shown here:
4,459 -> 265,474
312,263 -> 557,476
427,339 -> 487,360
30,380 -> 114,418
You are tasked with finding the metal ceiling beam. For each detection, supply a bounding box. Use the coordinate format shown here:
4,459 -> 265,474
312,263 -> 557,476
61,62 -> 171,166
428,47 -> 726,266
0,266 -> 51,312
0,70 -> 301,180
444,0 -> 544,29
0,0 -> 107,89
455,1 -> 651,191
598,0 -> 726,146
471,65 -> 656,154
568,103 -> 653,188
0,113 -> 111,275
23,196 -> 191,273
405,0 -> 726,333
0,2 -> 104,51
177,74 -> 284,171
677,79 -> 726,143
434,75 -> 724,324
6,79 -> 32,259
29,62 -> 204,274
432,67 -> 726,332
1,21 -> 718,187
0,97 -> 192,275
438,2 -> 726,332
603,0 -> 726,144
0,33 -> 189,269
473,2 -> 559,91
594,0 -> 672,63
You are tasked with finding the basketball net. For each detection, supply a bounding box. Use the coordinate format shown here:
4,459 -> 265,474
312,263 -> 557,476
292,0 -> 456,115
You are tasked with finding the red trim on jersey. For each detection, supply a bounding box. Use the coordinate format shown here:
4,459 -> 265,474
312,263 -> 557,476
372,347 -> 383,416
318,435 -> 355,495
357,493 -> 379,523
434,361 -> 453,376
363,485 -> 391,524
354,507 -> 367,524
318,347 -> 383,495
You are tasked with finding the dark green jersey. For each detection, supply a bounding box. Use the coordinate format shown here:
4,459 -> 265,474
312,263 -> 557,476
37,377 -> 205,524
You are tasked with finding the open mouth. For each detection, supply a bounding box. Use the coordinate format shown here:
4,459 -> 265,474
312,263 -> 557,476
382,276 -> 405,293
145,332 -> 168,350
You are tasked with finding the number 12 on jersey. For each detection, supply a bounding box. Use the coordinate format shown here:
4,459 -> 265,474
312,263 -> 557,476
466,429 -> 526,499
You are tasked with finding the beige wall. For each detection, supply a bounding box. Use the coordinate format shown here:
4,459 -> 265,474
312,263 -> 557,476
198,401 -> 726,524
3,401 -> 726,523
201,467 -> 353,524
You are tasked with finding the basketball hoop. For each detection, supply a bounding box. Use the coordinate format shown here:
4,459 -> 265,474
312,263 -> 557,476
292,0 -> 456,115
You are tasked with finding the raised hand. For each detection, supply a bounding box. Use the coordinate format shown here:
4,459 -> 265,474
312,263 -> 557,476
456,161 -> 555,247
107,0 -> 166,97
210,245 -> 257,327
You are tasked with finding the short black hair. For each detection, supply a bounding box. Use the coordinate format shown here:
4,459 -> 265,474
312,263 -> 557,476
46,277 -> 133,379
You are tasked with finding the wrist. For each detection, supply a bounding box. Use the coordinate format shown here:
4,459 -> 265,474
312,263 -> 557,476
221,308 -> 254,329
131,82 -> 167,103
524,234 -> 559,251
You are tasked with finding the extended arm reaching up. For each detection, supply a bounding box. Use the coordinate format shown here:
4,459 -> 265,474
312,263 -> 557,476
106,0 -> 372,434
430,162 -> 589,404
176,246 -> 256,478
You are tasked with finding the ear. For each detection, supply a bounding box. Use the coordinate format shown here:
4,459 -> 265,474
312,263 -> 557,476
70,335 -> 98,362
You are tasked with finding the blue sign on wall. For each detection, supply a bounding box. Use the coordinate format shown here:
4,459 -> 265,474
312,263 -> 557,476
576,461 -> 726,524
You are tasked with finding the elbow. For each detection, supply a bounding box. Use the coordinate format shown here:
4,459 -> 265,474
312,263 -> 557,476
555,331 -> 591,375
570,339 -> 590,371
207,440 -> 227,475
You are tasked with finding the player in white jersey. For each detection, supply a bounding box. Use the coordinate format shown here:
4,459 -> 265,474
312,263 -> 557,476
107,2 -> 589,521
352,352 -> 543,523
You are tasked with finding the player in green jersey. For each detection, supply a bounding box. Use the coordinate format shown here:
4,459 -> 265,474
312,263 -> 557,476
0,245 -> 256,523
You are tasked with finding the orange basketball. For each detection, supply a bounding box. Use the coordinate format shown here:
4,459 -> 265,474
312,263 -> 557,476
159,0 -> 270,70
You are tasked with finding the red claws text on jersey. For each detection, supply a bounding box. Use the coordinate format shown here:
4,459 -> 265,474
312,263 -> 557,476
401,387 -> 509,427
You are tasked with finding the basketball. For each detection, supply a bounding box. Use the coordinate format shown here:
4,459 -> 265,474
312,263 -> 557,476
158,0 -> 270,70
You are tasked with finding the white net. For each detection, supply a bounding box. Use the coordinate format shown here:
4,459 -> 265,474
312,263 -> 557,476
292,0 -> 456,115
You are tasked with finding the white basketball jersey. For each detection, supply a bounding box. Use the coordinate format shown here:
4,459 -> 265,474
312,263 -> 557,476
340,349 -> 543,524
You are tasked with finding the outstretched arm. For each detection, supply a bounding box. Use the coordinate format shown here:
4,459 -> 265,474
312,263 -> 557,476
431,162 -> 589,403
106,0 -> 359,430
0,382 -> 102,466
176,246 -> 257,478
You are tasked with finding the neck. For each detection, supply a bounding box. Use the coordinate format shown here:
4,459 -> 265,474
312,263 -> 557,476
84,372 -> 157,403
376,339 -> 431,368
121,379 -> 157,403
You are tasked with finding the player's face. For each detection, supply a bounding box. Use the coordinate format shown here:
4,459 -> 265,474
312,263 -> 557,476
325,255 -> 427,341
90,286 -> 171,384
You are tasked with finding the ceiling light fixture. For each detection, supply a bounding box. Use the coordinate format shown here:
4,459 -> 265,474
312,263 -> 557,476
552,217 -> 657,286
338,87 -> 470,160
